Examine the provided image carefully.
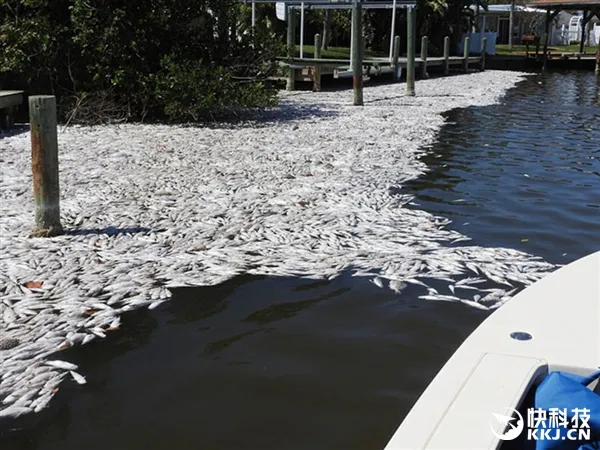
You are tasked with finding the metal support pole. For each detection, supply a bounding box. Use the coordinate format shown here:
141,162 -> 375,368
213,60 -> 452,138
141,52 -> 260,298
286,6 -> 295,91
314,33 -> 322,91
393,35 -> 401,81
389,0 -> 397,62
252,0 -> 256,28
463,36 -> 470,72
406,7 -> 415,96
352,0 -> 364,106
481,37 -> 487,71
421,36 -> 429,79
29,95 -> 63,237
300,2 -> 305,58
444,36 -> 450,75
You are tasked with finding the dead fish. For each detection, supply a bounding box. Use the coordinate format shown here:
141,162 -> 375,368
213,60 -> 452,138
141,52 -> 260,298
0,405 -> 32,420
45,360 -> 78,371
69,371 -> 87,385
370,277 -> 384,288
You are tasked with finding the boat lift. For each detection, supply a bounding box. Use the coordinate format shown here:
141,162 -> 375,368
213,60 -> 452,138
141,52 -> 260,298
239,0 -> 418,103
242,0 -> 415,64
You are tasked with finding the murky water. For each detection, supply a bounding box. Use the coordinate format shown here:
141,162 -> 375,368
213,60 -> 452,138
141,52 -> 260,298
407,70 -> 599,266
2,71 -> 599,450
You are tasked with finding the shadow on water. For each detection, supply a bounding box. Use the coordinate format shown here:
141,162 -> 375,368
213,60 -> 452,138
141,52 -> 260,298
0,125 -> 30,140
0,273 -> 486,450
178,104 -> 340,130
64,226 -> 152,237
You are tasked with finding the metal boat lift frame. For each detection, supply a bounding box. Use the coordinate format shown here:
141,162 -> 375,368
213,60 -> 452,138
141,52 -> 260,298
241,0 -> 415,63
238,0 -> 418,102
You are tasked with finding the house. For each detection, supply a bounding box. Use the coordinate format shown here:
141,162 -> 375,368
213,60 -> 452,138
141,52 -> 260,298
526,0 -> 600,47
472,4 -> 576,45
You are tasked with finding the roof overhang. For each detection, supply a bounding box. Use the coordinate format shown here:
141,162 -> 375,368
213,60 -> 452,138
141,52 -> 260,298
525,0 -> 600,10
239,0 -> 416,9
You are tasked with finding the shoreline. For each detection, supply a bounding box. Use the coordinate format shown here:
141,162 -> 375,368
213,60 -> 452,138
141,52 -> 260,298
0,70 -> 556,424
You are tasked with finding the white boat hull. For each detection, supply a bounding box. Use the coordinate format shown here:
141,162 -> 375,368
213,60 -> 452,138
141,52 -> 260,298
383,250 -> 600,450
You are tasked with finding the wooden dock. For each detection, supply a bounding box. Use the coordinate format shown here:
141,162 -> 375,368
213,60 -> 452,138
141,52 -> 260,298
280,54 -> 484,86
0,90 -> 24,130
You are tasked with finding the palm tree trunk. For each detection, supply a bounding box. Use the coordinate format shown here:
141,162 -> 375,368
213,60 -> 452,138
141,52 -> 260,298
322,9 -> 332,50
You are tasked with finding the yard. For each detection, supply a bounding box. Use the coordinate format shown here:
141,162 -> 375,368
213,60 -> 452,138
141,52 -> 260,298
291,45 -> 387,59
496,43 -> 598,55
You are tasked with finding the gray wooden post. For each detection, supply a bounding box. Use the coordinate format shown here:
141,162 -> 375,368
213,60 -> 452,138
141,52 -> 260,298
463,36 -> 470,72
351,0 -> 364,106
29,96 -> 63,237
444,36 -> 450,75
481,37 -> 487,71
314,33 -> 322,92
579,10 -> 587,55
392,35 -> 401,81
596,41 -> 600,77
406,7 -> 415,96
542,9 -> 550,71
1,106 -> 14,130
286,6 -> 296,91
421,36 -> 429,79
509,0 -> 515,51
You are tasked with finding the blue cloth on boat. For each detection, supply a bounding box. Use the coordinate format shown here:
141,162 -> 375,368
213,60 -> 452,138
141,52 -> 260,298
534,369 -> 600,450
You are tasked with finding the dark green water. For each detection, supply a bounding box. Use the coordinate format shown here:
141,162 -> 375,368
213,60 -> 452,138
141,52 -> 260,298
2,71 -> 599,450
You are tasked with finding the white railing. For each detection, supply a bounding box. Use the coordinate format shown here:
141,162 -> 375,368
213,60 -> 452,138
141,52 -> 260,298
552,25 -> 599,46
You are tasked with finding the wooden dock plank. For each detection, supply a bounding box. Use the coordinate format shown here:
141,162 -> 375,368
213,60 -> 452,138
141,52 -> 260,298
0,91 -> 24,110
0,90 -> 25,129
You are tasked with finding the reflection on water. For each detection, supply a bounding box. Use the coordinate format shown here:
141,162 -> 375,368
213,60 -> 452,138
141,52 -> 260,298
406,71 -> 599,265
1,274 -> 483,450
1,71 -> 599,450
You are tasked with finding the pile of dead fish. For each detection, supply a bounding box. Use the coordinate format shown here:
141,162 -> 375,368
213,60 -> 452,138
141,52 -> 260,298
0,70 -> 556,422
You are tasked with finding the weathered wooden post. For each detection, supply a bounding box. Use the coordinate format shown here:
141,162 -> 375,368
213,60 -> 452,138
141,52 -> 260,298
406,6 -> 416,96
351,0 -> 364,106
392,35 -> 401,82
421,36 -> 429,79
286,6 -> 296,91
463,36 -> 470,72
444,36 -> 450,75
29,96 -> 63,237
542,9 -> 551,71
596,40 -> 600,77
481,37 -> 487,71
314,33 -> 322,92
579,10 -> 587,55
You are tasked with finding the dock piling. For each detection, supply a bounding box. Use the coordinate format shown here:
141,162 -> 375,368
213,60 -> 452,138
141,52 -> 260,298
286,6 -> 296,91
443,36 -> 450,75
596,41 -> 600,77
314,33 -> 322,91
351,0 -> 364,106
393,36 -> 401,81
392,36 -> 401,81
481,38 -> 487,71
421,36 -> 429,79
406,7 -> 415,96
463,36 -> 470,72
29,95 -> 63,237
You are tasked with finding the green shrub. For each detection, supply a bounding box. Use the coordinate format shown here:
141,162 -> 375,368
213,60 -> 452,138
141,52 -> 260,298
0,0 -> 284,123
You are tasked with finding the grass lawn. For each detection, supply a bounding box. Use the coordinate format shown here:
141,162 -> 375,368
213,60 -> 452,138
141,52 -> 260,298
496,44 -> 598,55
291,45 -> 388,59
